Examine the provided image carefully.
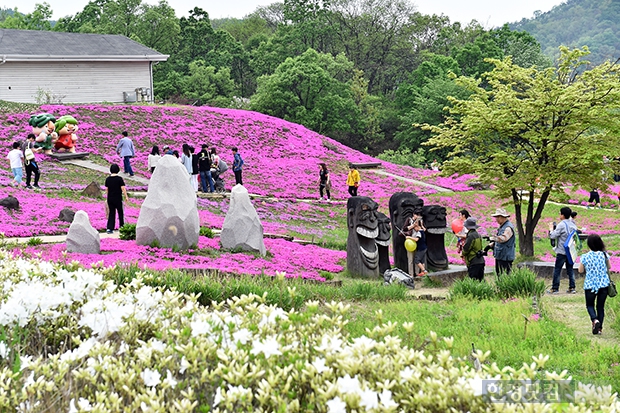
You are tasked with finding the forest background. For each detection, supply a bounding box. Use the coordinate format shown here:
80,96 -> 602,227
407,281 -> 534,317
1,0 -> 617,163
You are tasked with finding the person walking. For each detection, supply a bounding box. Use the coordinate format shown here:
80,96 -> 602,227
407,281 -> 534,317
116,131 -> 135,177
23,134 -> 42,189
346,164 -> 360,197
587,189 -> 601,209
198,144 -> 214,193
489,208 -> 516,275
148,146 -> 161,173
105,163 -> 129,234
578,234 -> 611,335
319,163 -> 331,200
548,206 -> 578,294
462,217 -> 485,281
232,147 -> 244,186
7,141 -> 24,187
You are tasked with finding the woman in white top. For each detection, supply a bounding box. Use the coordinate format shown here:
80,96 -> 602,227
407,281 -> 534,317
148,146 -> 161,173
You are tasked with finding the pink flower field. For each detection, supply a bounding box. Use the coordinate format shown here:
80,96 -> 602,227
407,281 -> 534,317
2,103 -> 620,279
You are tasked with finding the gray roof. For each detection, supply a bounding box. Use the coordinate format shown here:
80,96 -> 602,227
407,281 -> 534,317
0,29 -> 168,62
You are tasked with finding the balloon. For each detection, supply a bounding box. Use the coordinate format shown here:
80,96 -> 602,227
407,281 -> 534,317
451,219 -> 464,233
404,238 -> 417,252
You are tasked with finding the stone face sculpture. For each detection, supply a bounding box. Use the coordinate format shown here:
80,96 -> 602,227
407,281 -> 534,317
388,192 -> 424,273
422,205 -> 449,270
376,212 -> 392,276
346,196 -> 379,277
66,210 -> 100,254
136,155 -> 199,249
220,184 -> 266,256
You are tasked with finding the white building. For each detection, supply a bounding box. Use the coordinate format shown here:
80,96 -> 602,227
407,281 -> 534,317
0,29 -> 168,104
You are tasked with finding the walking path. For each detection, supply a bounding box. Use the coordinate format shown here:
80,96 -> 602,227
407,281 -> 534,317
370,169 -> 452,192
61,159 -> 151,186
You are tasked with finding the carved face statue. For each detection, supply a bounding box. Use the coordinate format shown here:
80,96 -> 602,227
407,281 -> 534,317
376,212 -> 391,247
388,192 -> 424,236
422,205 -> 448,234
347,197 -> 379,274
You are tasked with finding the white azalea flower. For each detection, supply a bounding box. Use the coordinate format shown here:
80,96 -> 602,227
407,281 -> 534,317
326,396 -> 347,413
316,334 -> 344,353
250,336 -> 282,359
311,357 -> 329,374
163,370 -> 178,388
399,366 -> 414,382
0,341 -> 9,358
233,328 -> 252,345
336,374 -> 361,395
19,355 -> 33,371
149,339 -> 165,353
190,320 -> 211,337
213,387 -> 223,407
379,389 -> 398,408
140,368 -> 161,388
179,356 -> 190,374
359,388 -> 379,409
76,398 -> 93,411
352,335 -> 376,351
23,372 -> 35,387
117,341 -> 129,356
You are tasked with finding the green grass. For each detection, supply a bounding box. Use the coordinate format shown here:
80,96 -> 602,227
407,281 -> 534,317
344,297 -> 620,392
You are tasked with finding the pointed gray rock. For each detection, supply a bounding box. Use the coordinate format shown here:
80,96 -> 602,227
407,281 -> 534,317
220,184 -> 266,256
66,210 -> 100,254
136,155 -> 199,249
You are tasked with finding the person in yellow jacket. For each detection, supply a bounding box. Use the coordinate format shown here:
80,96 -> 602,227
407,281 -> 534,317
346,164 -> 360,197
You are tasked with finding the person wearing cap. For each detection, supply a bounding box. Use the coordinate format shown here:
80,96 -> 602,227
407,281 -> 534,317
548,206 -> 578,294
462,217 -> 485,281
489,208 -> 516,275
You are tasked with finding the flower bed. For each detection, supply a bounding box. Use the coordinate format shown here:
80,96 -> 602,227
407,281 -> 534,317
0,254 -> 616,412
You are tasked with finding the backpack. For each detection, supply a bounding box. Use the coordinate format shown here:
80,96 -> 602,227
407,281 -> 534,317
562,221 -> 582,266
383,268 -> 415,289
198,152 -> 211,170
218,159 -> 228,173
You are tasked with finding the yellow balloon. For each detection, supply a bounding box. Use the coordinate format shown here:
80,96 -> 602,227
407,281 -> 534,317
404,238 -> 417,252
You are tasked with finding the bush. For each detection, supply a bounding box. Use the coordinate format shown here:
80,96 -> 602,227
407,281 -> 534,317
200,226 -> 215,238
119,223 -> 136,240
377,147 -> 427,168
495,267 -> 546,298
1,252 -> 616,411
26,237 -> 42,246
450,277 -> 496,300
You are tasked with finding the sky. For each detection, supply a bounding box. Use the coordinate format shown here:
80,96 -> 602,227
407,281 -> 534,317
9,0 -> 566,28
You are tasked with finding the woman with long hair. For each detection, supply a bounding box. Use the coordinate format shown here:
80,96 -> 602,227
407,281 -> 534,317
318,163 -> 331,200
148,145 -> 161,173
578,234 -> 611,335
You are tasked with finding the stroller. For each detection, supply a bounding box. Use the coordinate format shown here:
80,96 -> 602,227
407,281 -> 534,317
211,159 -> 228,193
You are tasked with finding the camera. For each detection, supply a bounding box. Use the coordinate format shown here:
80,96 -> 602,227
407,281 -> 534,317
476,238 -> 494,258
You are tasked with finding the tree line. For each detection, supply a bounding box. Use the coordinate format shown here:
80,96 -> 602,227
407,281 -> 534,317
1,0 -> 550,160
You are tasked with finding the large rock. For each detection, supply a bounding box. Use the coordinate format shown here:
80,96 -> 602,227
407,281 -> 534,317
59,208 -> 75,223
136,155 -> 199,249
81,181 -> 103,198
220,185 -> 266,256
0,195 -> 19,210
66,210 -> 100,254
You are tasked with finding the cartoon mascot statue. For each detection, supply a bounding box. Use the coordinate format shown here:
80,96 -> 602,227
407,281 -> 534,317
28,113 -> 57,155
54,115 -> 79,153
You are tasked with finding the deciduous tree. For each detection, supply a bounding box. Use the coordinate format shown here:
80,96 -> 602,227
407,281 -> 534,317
426,47 -> 620,256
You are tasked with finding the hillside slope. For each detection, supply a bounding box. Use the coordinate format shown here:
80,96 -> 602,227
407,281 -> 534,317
510,0 -> 620,64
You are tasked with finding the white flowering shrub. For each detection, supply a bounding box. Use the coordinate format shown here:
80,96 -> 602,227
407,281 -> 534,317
0,252 -> 617,412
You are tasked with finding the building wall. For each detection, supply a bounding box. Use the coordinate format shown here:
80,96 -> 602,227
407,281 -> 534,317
0,61 -> 153,104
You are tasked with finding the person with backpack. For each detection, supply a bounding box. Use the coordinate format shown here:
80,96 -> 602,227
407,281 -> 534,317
548,206 -> 578,294
461,217 -> 485,281
22,134 -> 42,189
232,147 -> 244,186
198,144 -> 214,193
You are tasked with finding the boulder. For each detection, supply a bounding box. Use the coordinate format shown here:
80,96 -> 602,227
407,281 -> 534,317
136,155 -> 199,249
0,195 -> 19,210
220,184 -> 266,256
81,181 -> 103,198
66,210 -> 100,254
59,208 -> 76,223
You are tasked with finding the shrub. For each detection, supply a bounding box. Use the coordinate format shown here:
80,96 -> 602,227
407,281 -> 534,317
26,237 -> 42,246
200,227 -> 215,238
450,277 -> 496,300
495,267 -> 546,299
0,252 -> 616,411
119,223 -> 136,240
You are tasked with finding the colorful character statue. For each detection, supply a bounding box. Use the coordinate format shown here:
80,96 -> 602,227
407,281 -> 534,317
54,115 -> 79,153
28,113 -> 57,154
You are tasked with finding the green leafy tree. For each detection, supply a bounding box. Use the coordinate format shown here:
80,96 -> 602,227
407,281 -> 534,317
0,3 -> 52,30
251,48 -> 360,138
425,47 -> 620,256
181,60 -> 235,107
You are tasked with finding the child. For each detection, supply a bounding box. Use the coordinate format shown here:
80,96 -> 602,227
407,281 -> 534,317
105,163 -> 129,234
406,217 -> 428,277
7,141 -> 24,187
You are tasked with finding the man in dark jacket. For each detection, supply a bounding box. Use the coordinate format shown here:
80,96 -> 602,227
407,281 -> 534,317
198,144 -> 214,193
462,217 -> 485,281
